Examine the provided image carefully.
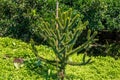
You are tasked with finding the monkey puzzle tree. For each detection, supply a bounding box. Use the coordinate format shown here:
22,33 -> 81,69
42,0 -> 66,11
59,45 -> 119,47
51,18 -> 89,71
31,8 -> 97,79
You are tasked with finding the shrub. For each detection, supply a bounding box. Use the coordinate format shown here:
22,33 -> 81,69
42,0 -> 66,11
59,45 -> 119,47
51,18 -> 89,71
64,0 -> 120,31
87,42 -> 120,60
0,0 -> 56,41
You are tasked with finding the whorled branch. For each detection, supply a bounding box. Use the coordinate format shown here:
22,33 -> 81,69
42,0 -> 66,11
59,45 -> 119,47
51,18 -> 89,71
31,45 -> 92,67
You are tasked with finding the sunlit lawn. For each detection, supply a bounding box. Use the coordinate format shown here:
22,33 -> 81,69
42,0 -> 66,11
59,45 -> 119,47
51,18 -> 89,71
0,37 -> 120,80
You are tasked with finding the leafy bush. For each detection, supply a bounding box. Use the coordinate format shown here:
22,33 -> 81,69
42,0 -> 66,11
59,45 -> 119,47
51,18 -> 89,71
0,0 -> 56,41
87,43 -> 120,59
64,0 -> 120,31
1,0 -> 119,43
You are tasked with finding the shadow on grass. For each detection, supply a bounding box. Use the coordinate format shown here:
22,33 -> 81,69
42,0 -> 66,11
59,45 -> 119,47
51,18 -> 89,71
87,44 -> 120,60
24,58 -> 94,80
24,59 -> 58,79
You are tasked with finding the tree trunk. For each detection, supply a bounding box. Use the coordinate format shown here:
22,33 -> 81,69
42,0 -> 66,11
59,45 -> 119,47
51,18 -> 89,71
56,0 -> 59,29
58,62 -> 66,80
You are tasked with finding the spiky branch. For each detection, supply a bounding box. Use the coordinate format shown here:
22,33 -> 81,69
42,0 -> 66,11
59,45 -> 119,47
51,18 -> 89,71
32,8 -> 97,80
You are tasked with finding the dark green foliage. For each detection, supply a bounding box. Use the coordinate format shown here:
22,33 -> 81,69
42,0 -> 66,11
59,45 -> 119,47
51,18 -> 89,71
104,43 -> 120,58
87,43 -> 120,59
0,0 -> 119,43
103,0 -> 120,30
0,0 -> 56,41
66,0 -> 120,31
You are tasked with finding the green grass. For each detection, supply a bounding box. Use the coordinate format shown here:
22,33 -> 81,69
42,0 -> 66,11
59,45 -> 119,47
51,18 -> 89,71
0,37 -> 120,80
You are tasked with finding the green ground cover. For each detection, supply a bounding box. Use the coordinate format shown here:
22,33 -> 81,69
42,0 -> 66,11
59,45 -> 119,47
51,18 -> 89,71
0,37 -> 120,80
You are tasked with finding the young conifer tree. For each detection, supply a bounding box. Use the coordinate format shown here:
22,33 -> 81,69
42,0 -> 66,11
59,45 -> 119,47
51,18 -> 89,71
31,8 -> 97,79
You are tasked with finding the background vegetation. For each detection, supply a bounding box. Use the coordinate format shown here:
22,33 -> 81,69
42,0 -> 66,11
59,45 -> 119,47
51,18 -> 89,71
0,0 -> 119,40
